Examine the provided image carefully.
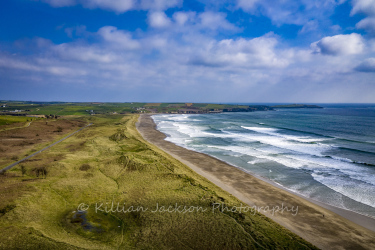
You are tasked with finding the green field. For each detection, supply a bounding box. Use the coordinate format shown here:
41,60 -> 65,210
0,115 -> 36,126
0,101 -> 282,116
0,114 -> 316,249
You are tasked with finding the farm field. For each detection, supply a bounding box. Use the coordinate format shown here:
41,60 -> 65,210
0,101 -> 281,116
0,115 -> 37,126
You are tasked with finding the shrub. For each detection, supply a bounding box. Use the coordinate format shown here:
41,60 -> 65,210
34,166 -> 48,178
20,165 -> 26,176
109,129 -> 127,142
79,164 -> 91,171
0,204 -> 16,216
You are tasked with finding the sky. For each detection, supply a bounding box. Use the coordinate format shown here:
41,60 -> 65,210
0,0 -> 375,103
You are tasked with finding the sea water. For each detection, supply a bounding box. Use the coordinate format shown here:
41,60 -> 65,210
152,104 -> 375,218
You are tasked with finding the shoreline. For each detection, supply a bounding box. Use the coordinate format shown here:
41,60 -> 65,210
137,114 -> 375,249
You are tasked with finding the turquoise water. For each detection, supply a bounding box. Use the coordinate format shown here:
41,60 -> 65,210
153,104 -> 375,217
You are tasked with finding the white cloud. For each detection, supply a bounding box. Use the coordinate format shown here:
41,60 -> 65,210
40,0 -> 181,13
148,11 -> 171,28
42,0 -> 76,7
97,26 -> 140,49
189,34 -> 291,68
0,53 -> 87,77
3,19 -> 375,102
236,0 -> 344,26
237,0 -> 259,11
173,12 -> 195,26
0,56 -> 41,72
42,0 -> 134,12
139,0 -> 182,10
351,0 -> 375,16
52,44 -> 117,63
168,11 -> 241,32
311,33 -> 365,55
198,12 -> 240,31
351,0 -> 375,35
83,0 -> 135,12
356,17 -> 375,33
355,58 -> 375,72
299,20 -> 319,34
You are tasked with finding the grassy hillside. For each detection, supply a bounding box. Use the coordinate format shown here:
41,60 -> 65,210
0,114 -> 317,249
0,115 -> 37,126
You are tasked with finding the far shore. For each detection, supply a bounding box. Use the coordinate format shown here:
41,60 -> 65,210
137,113 -> 375,250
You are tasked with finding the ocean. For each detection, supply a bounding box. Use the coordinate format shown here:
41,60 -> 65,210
152,104 -> 375,218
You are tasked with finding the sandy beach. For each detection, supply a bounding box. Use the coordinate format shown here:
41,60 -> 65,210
137,114 -> 375,250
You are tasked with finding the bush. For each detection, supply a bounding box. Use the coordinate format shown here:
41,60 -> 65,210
34,166 -> 48,178
20,165 -> 26,176
109,129 -> 127,142
79,164 -> 91,171
0,204 -> 16,216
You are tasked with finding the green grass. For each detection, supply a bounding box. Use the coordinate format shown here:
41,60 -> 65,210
1,101 -> 279,116
0,115 -> 36,126
0,114 -> 317,249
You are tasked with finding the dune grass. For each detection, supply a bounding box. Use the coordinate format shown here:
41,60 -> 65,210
0,114 -> 317,249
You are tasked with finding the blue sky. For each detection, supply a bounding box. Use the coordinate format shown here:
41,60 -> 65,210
1,0 -> 375,103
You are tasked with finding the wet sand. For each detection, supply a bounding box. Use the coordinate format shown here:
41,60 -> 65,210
137,114 -> 375,249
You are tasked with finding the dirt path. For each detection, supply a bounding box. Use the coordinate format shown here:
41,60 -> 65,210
0,121 -> 32,132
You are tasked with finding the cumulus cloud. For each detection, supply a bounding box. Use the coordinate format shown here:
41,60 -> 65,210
350,0 -> 375,35
198,12 -> 240,31
189,34 -> 291,68
97,26 -> 140,49
148,11 -> 171,28
299,20 -> 319,34
311,33 -> 365,55
356,17 -> 375,33
237,0 -> 344,26
351,0 -> 375,16
237,0 -> 259,11
42,0 -> 134,12
147,11 -> 240,32
173,11 -> 196,25
39,0 -> 181,13
139,0 -> 182,10
355,58 -> 375,72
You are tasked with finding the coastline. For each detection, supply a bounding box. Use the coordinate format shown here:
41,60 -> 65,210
136,113 -> 375,249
